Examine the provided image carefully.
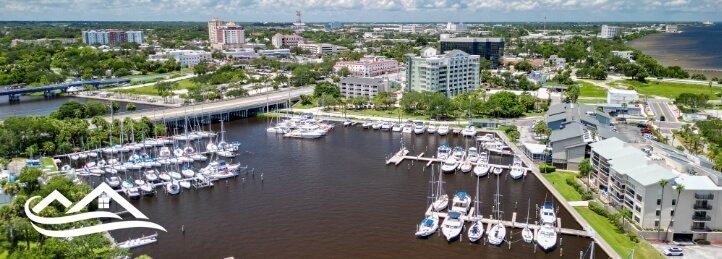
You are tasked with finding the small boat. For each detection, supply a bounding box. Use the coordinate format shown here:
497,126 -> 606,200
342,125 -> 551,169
70,153 -> 80,161
476,133 -> 495,143
166,180 -> 180,195
61,164 -> 72,172
139,181 -> 155,196
536,224 -> 557,251
169,170 -> 183,180
432,169 -> 449,211
451,146 -> 465,161
487,176 -> 506,246
459,160 -> 472,173
371,121 -> 382,130
362,120 -> 373,129
87,151 -> 98,158
417,166 -> 441,238
179,181 -> 192,189
492,167 -> 502,176
440,157 -> 458,174
441,211 -> 464,241
343,119 -> 353,126
181,167 -> 195,178
452,127 -> 462,135
473,157 -> 490,177
467,177 -> 483,243
461,125 -> 477,137
510,164 -> 524,180
540,201 -> 556,225
144,170 -> 159,182
437,123 -> 450,136
466,147 -> 480,163
105,176 -> 121,188
522,199 -> 534,243
381,121 -> 393,131
117,233 -> 158,249
402,120 -> 414,134
123,181 -> 141,199
158,172 -> 171,181
450,191 -> 471,215
413,121 -> 425,134
391,123 -> 402,132
436,144 -> 451,160
427,123 -> 437,134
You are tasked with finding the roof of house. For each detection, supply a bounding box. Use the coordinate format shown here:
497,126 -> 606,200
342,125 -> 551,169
522,142 -> 547,154
674,175 -> 722,191
626,163 -> 677,186
549,122 -> 584,142
546,103 -> 568,116
339,77 -> 384,85
597,127 -> 630,142
589,137 -> 628,158
546,113 -> 567,124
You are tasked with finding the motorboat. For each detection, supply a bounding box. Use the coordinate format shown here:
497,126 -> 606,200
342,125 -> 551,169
466,147 -> 480,163
436,144 -> 451,160
166,180 -> 181,195
413,121 -> 426,135
536,224 -> 557,251
452,127 -> 462,135
144,170 -> 159,182
451,146 -> 465,161
450,191 -> 471,215
492,167 -> 502,175
513,155 -> 522,165
179,181 -> 191,189
473,158 -> 490,177
437,123 -> 450,136
362,120 -> 373,129
371,121 -> 382,130
343,119 -> 353,126
441,211 -> 464,241
391,123 -> 402,132
427,123 -> 437,134
105,176 -> 121,188
440,157 -> 458,174
117,233 -> 157,249
467,177 -> 483,243
461,125 -> 477,137
459,160 -> 472,173
190,153 -> 207,162
476,133 -> 496,143
300,129 -> 323,139
122,180 -> 141,199
485,141 -> 509,154
415,214 -> 439,238
402,120 -> 414,134
380,121 -> 393,131
510,164 -> 525,180
540,201 -> 556,225
432,169 -> 448,212
216,149 -> 237,158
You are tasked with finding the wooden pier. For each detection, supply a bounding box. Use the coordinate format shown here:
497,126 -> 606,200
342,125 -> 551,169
426,205 -> 590,237
385,148 -> 531,173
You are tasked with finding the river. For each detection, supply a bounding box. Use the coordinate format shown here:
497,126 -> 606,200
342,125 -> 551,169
0,95 -> 158,120
82,117 -> 609,259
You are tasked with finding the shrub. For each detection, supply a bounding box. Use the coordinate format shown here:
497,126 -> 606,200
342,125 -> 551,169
566,178 -> 593,200
694,239 -> 710,245
588,201 -> 608,217
540,163 -> 556,173
628,231 -> 639,243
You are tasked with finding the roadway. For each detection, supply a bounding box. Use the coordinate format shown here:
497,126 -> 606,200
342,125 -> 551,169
105,87 -> 313,121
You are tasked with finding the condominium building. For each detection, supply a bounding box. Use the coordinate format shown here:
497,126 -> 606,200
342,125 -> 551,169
599,25 -> 619,39
208,18 -> 223,44
272,33 -> 305,48
338,77 -> 390,99
334,56 -> 399,77
297,43 -> 337,55
325,22 -> 342,30
589,138 -> 722,241
399,24 -> 421,33
439,37 -> 505,66
82,30 -> 144,45
149,50 -> 211,67
611,50 -> 634,60
445,22 -> 467,33
208,18 -> 245,50
404,48 -> 480,97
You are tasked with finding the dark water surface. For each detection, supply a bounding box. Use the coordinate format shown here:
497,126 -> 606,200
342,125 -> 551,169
0,95 -> 157,120
101,117 -> 606,259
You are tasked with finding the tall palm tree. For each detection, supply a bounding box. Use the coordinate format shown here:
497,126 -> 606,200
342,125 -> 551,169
658,179 -> 669,241
665,184 -> 684,241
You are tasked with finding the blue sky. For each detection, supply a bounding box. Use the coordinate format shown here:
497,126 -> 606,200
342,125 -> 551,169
0,0 -> 720,22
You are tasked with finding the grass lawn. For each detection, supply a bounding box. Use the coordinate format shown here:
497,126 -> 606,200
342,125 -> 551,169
113,79 -> 198,96
523,111 -> 545,118
541,171 -> 581,201
40,157 -> 57,172
345,108 -> 431,121
175,79 -> 195,88
576,208 -> 664,259
577,98 -> 607,104
578,81 -> 609,98
611,79 -> 719,99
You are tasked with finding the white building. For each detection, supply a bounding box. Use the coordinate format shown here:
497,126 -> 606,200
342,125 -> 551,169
82,31 -> 109,45
338,77 -> 390,99
334,56 -> 399,77
607,88 -> 639,105
446,22 -> 467,33
599,25 -> 619,39
208,19 -> 245,50
590,138 -> 722,242
548,55 -> 567,68
611,50 -> 634,60
405,48 -> 481,97
125,31 -> 144,45
297,43 -> 337,55
149,50 -> 211,67
399,24 -> 421,33
666,25 -> 678,33
272,33 -> 304,48
208,18 -> 223,44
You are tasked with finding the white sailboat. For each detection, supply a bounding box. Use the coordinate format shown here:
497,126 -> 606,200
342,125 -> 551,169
166,180 -> 181,195
467,177 -> 484,243
432,167 -> 449,211
415,167 -> 440,238
522,199 -> 534,243
487,176 -> 506,246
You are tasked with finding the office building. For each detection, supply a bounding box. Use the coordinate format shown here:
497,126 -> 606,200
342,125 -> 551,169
399,24 -> 421,33
445,22 -> 467,33
599,25 -> 619,39
607,88 -> 639,105
338,77 -> 390,99
611,50 -> 634,60
208,18 -> 246,50
590,138 -> 722,241
149,50 -> 211,67
405,48 -> 480,97
439,37 -> 505,66
325,22 -> 342,30
666,25 -> 678,33
297,43 -> 337,55
334,56 -> 399,77
82,30 -> 144,45
272,33 -> 305,48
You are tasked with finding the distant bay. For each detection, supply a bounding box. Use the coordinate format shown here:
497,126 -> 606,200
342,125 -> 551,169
628,24 -> 722,79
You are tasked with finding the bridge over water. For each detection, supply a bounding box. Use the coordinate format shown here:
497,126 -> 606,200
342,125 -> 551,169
1,79 -> 131,101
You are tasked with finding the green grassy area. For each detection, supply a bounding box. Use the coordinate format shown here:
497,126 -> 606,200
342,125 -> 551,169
577,98 -> 607,104
39,157 -> 57,172
0,241 -> 40,259
576,208 -> 664,259
578,81 -> 609,98
175,79 -> 195,88
611,79 -> 719,99
345,108 -> 431,121
113,79 -> 197,96
541,171 -> 581,201
523,111 -> 545,118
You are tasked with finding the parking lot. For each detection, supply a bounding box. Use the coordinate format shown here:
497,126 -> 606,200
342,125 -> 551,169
650,243 -> 722,259
614,123 -> 647,143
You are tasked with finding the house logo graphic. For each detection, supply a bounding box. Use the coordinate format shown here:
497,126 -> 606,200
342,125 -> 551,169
24,183 -> 167,238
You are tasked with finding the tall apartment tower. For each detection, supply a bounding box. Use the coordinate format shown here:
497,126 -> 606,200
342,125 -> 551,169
208,18 -> 223,44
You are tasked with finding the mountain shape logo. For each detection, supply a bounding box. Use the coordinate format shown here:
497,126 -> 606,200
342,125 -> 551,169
24,183 -> 167,237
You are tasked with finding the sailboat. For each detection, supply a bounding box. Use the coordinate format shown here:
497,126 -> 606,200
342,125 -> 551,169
432,165 -> 449,211
487,176 -> 506,246
522,199 -> 534,243
467,177 -> 484,243
216,120 -> 236,158
415,166 -> 440,238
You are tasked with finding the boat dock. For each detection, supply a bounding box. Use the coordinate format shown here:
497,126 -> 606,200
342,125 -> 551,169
385,148 -> 531,172
425,205 -> 590,238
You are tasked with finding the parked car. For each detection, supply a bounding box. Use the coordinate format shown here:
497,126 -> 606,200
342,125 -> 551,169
616,118 -> 627,122
663,247 -> 683,256
660,115 -> 666,121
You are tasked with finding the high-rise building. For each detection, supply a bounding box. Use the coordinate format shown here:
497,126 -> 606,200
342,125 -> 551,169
82,30 -> 143,45
208,18 -> 223,44
446,22 -> 467,33
405,48 -> 480,97
125,31 -> 144,45
666,25 -> 678,33
439,37 -> 504,67
208,18 -> 246,50
599,25 -> 619,39
271,33 -> 304,48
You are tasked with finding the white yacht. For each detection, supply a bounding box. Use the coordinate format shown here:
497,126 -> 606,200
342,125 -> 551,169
441,211 -> 464,241
466,147 -> 480,163
440,157 -> 458,174
371,121 -> 382,130
117,234 -> 157,249
105,176 -> 120,188
476,133 -> 495,143
166,180 -> 181,195
473,153 -> 490,177
426,123 -> 437,134
467,178 -> 483,243
437,123 -> 450,136
413,121 -> 426,134
432,170 -> 449,212
485,141 -> 509,154
391,123 -> 402,132
450,191 -> 471,215
343,119 -> 353,126
122,180 -> 140,199
540,201 -> 556,225
536,224 -> 557,251
451,146 -> 465,161
380,121 -> 393,131
461,125 -> 477,137
510,164 -> 525,180
487,177 -> 506,246
402,120 -> 414,134
436,144 -> 451,160
459,160 -> 473,173
362,120 -> 373,129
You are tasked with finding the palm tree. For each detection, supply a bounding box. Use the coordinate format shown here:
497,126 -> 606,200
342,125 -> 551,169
658,179 -> 669,241
621,102 -> 628,118
665,184 -> 684,241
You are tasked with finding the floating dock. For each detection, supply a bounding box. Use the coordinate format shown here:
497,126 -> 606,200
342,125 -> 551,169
385,148 -> 531,173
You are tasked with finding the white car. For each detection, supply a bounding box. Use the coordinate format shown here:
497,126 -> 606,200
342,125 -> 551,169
663,247 -> 683,256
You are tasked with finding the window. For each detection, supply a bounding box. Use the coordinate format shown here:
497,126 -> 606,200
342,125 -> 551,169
654,220 -> 660,227
671,210 -> 675,216
669,221 -> 674,227
635,205 -> 641,213
636,194 -> 642,202
672,199 -> 676,206
634,216 -> 640,223
655,210 -> 660,216
657,199 -> 661,205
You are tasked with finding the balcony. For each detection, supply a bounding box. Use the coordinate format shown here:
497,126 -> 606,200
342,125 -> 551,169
611,193 -> 624,204
694,204 -> 713,210
692,215 -> 712,221
691,225 -> 710,232
695,194 -> 715,200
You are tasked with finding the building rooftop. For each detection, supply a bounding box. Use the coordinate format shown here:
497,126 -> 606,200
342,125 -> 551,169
546,103 -> 568,116
522,142 -> 547,155
339,77 -> 385,85
627,163 -> 677,186
607,88 -> 638,95
549,122 -> 584,142
674,175 -> 722,191
440,37 -> 504,43
589,137 -> 628,158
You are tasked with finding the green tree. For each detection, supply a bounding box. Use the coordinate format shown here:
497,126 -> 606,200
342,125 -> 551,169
125,103 -> 136,111
193,63 -> 209,76
313,82 -> 341,98
336,67 -> 351,77
690,73 -> 707,81
565,84 -> 580,103
484,91 -> 526,118
658,179 -> 669,238
579,158 -> 592,185
373,92 -> 394,110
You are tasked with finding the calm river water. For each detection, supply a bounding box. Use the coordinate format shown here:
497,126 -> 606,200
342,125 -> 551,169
89,117 -> 610,259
